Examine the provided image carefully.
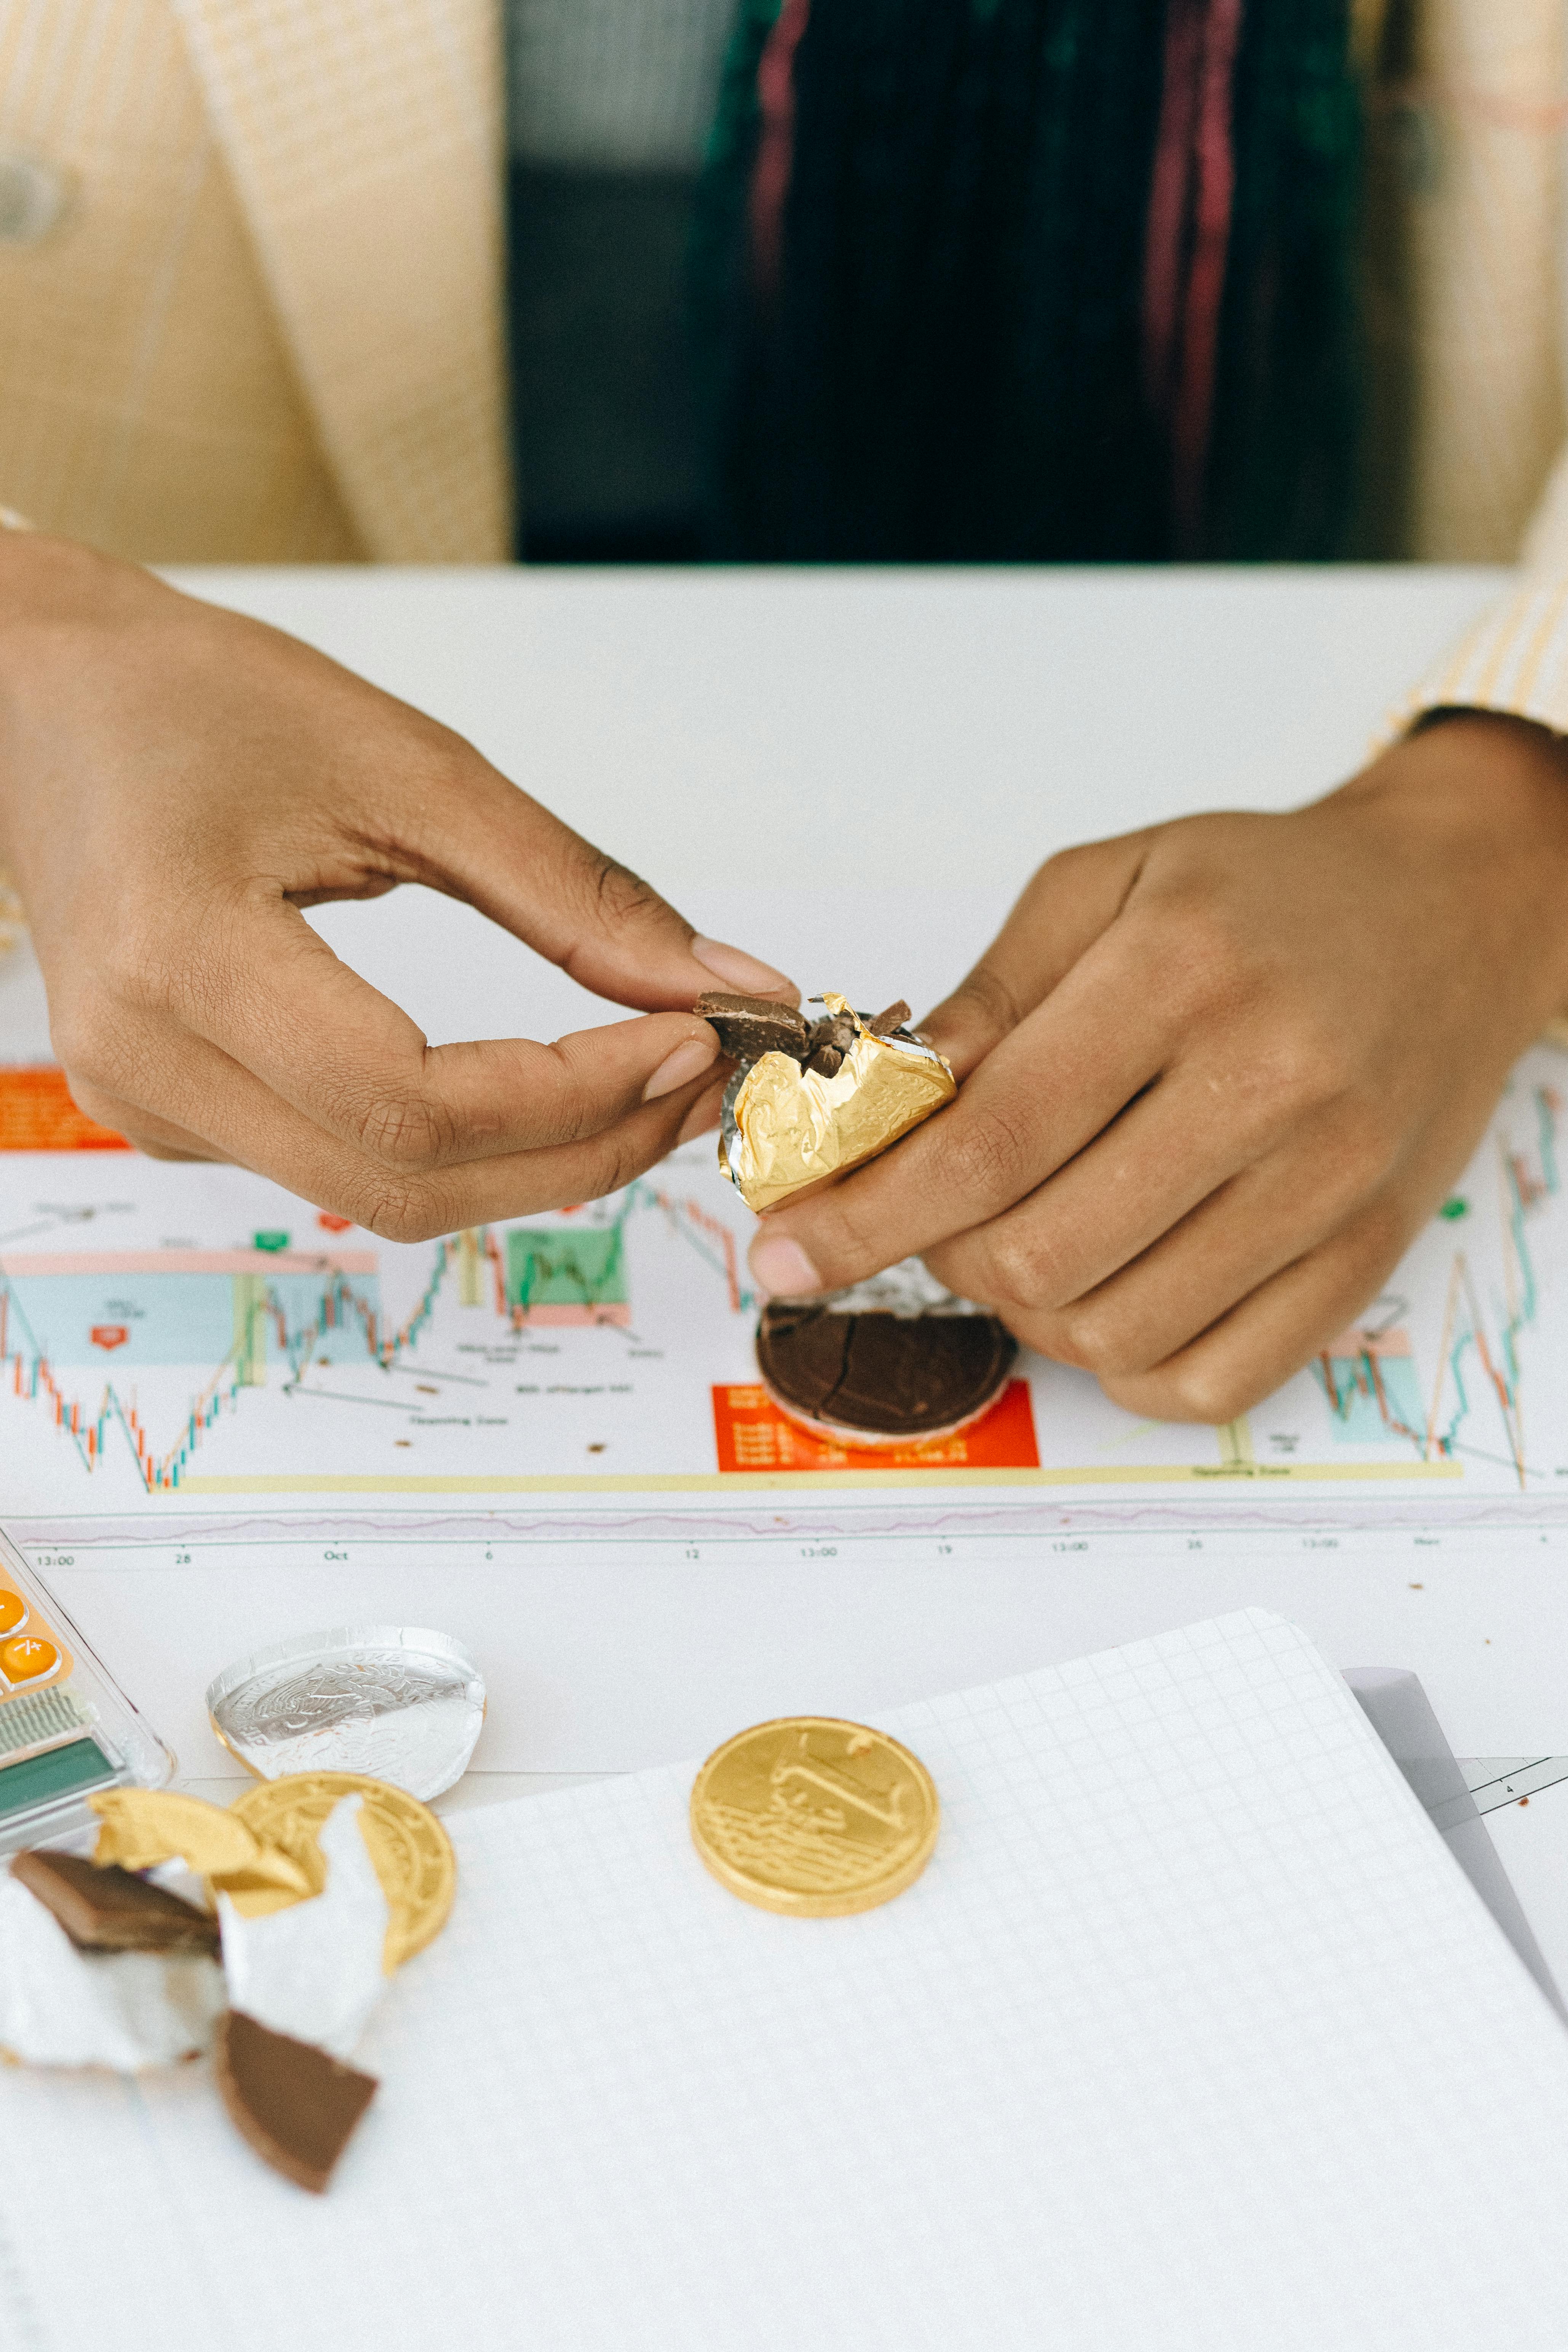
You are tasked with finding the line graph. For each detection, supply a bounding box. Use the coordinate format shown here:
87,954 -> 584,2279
0,1176 -> 754,1494
3,1050 -> 1568,1509
1310,1078 -> 1563,1484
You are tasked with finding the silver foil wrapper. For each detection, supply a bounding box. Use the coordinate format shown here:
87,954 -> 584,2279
206,1626 -> 486,1801
816,1258 -> 988,1319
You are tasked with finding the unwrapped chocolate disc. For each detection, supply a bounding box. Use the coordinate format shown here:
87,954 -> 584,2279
207,1627 -> 485,1801
757,1263 -> 1016,1447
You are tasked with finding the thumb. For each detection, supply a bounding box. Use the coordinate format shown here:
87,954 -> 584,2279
405,756 -> 797,1013
921,828 -> 1154,1076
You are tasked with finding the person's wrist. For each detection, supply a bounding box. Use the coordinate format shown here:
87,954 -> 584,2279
0,535 -> 132,869
1340,711 -> 1568,1021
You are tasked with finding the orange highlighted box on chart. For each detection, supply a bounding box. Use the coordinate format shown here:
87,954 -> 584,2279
712,1379 -> 1040,1474
0,1068 -> 130,1151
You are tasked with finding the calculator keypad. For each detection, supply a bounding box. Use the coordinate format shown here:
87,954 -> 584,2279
0,1592 -> 71,1692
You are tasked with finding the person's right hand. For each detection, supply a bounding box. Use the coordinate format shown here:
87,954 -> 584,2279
746,712 -> 1568,1424
0,534 -> 791,1235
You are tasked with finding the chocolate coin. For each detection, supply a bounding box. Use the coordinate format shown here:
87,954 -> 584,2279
228,1772 -> 454,1968
207,1625 -> 485,1800
690,1716 -> 939,1917
757,1280 -> 1016,1448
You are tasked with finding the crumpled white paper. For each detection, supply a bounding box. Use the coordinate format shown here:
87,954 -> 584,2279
0,1876 -> 224,2070
145,1856 -> 215,1914
217,1796 -> 390,2060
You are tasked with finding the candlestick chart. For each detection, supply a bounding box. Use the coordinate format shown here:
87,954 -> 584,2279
1306,1070 -> 1563,1485
2,1049 -> 1567,1509
0,1158 -> 757,1500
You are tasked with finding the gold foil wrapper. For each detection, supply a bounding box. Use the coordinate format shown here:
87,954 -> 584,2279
229,1774 -> 456,1963
90,1777 -> 456,1966
90,1788 -> 316,1905
719,994 -> 955,1215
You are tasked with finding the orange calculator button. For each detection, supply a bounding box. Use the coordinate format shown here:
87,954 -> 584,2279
0,1592 -> 25,1635
0,1635 -> 58,1682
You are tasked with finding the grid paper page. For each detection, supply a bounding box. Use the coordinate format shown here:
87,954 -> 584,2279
5,1609 -> 1568,2350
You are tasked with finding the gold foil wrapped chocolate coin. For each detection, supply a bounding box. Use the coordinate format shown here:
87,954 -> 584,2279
88,1772 -> 455,1969
229,1772 -> 455,1968
699,991 -> 955,1215
690,1716 -> 939,1916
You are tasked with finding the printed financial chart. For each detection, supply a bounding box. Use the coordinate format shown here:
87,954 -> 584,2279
2,1048 -> 1568,1516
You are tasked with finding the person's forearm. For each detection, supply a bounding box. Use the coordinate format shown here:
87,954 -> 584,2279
1332,710 -> 1568,1028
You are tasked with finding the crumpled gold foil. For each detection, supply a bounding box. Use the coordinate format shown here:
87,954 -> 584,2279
719,993 -> 955,1215
90,1789 -> 315,1909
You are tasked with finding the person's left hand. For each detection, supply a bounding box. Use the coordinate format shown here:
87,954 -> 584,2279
746,714 -> 1568,1423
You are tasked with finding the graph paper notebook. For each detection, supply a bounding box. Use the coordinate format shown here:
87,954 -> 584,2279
4,1610 -> 1568,2352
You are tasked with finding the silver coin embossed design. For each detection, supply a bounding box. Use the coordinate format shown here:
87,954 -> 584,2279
207,1626 -> 486,1800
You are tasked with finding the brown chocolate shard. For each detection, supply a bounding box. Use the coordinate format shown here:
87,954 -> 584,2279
758,1302 -> 1015,1440
11,1849 -> 220,1956
864,1000 -> 912,1038
757,1301 -> 852,1395
693,992 -> 809,1065
214,2010 -> 377,2194
807,1011 -> 858,1057
802,1010 -> 857,1077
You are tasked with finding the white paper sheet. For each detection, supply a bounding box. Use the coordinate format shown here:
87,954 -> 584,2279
24,1506 -> 1568,1769
3,1612 -> 1568,2351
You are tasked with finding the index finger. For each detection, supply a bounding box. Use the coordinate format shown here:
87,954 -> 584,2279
746,919 -> 1180,1300
152,895 -> 726,1172
919,829 -> 1154,1077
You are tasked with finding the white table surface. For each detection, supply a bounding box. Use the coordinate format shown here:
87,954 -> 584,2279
6,561 -> 1568,1989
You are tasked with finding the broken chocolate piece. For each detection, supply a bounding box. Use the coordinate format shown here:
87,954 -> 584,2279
807,1011 -> 857,1055
694,992 -> 809,1065
10,1849 -> 220,1956
214,2009 -> 377,2193
758,1301 -> 1016,1442
801,1008 -> 857,1078
696,991 -> 914,1081
721,989 -> 956,1213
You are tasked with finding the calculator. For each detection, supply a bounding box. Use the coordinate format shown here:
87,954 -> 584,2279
0,1524 -> 175,1855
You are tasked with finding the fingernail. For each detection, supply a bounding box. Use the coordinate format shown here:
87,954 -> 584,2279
749,1234 -> 822,1298
643,1035 -> 719,1102
692,936 -> 793,993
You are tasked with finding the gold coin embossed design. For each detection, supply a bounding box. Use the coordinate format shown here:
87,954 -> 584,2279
229,1772 -> 455,1969
690,1717 -> 939,1917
